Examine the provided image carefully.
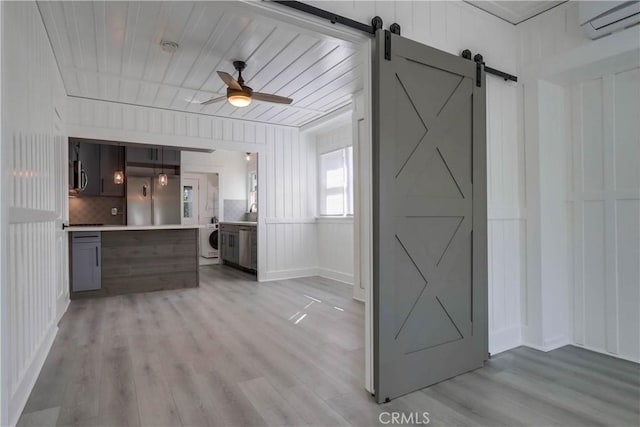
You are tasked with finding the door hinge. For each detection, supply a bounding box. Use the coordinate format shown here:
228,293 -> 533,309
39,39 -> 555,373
384,30 -> 391,60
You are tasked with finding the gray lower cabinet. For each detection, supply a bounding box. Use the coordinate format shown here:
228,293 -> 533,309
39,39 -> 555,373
220,225 -> 239,265
227,230 -> 239,264
251,227 -> 257,270
71,232 -> 101,292
220,223 -> 256,272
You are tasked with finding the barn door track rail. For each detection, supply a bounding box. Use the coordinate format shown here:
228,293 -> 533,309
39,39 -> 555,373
272,1 -> 516,87
461,49 -> 518,87
272,0 -> 384,35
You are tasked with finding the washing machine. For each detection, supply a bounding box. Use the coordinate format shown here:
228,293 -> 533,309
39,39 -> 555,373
200,223 -> 219,258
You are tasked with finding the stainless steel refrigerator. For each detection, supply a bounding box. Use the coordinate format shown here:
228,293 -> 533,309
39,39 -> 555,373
127,176 -> 181,225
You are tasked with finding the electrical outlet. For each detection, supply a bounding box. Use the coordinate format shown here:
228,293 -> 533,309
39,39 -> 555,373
111,207 -> 118,216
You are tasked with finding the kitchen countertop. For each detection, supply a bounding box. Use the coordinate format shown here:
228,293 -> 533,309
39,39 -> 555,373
65,224 -> 203,232
219,221 -> 258,226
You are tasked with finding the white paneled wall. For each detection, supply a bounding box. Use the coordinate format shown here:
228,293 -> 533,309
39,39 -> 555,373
317,218 -> 354,284
67,96 -> 317,281
569,69 -> 640,362
518,0 -> 639,357
1,2 -> 67,426
264,126 -> 318,279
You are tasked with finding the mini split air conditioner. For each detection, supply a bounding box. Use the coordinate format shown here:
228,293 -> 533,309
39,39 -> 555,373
579,1 -> 640,39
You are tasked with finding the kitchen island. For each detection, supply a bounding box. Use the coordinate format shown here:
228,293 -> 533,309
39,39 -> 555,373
67,225 -> 200,298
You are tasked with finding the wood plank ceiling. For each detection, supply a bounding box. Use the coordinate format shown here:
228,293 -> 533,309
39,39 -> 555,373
37,1 -> 363,127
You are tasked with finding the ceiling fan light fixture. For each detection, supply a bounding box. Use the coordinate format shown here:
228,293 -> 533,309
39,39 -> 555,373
227,87 -> 252,108
200,61 -> 293,107
228,95 -> 252,107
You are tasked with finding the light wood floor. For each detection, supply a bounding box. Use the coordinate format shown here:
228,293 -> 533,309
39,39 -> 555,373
19,265 -> 640,427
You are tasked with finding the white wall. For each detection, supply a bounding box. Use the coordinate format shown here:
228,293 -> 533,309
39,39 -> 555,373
1,2 -> 68,425
314,123 -> 355,285
569,68 -> 640,362
182,150 -> 246,202
518,1 -> 640,357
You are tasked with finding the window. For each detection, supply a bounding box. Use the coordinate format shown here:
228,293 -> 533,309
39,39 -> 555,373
319,147 -> 353,216
183,186 -> 194,219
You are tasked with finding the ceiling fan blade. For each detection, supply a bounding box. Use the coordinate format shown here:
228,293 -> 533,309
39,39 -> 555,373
252,92 -> 293,104
200,96 -> 226,105
217,71 -> 242,90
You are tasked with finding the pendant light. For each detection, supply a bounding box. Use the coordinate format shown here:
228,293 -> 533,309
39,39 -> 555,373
158,147 -> 168,186
113,143 -> 124,184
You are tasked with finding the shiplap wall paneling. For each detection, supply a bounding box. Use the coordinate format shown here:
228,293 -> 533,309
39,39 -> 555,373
570,68 -> 640,363
264,126 -> 318,279
2,2 -> 68,426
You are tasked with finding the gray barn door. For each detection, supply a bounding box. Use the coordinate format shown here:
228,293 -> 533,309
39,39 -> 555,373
372,30 -> 487,402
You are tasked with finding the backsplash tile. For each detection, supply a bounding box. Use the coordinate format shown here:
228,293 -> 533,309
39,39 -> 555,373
223,199 -> 247,222
69,196 -> 125,225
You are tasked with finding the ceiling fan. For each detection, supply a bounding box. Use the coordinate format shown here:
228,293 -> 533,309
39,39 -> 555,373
201,61 -> 293,108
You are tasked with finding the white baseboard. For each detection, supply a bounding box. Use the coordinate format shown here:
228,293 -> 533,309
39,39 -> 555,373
317,268 -> 354,285
542,334 -> 571,351
521,334 -> 571,353
9,323 -> 58,427
569,343 -> 640,363
261,267 -> 319,282
489,325 -> 522,355
56,296 -> 70,324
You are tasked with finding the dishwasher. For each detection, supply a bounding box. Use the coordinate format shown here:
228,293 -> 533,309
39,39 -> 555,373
238,226 -> 252,269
